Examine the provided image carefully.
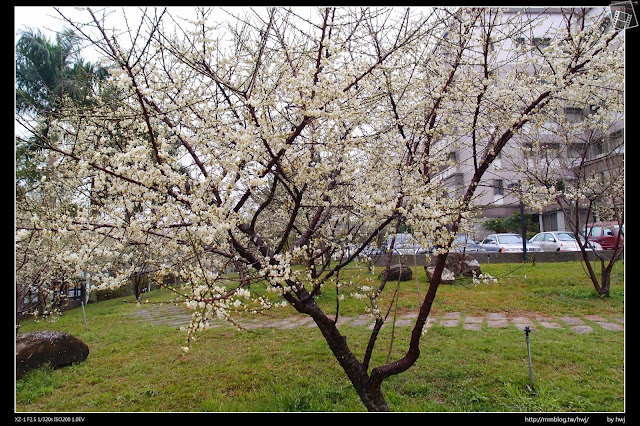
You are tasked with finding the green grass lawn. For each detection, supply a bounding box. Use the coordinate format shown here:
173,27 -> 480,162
15,261 -> 624,412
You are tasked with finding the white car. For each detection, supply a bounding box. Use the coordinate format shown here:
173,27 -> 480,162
480,233 -> 541,253
529,231 -> 602,251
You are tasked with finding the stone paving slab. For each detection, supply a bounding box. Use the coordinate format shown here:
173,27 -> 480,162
336,316 -> 354,327
595,321 -> 623,331
127,305 -> 623,335
537,320 -> 563,329
394,319 -> 415,327
463,323 -> 482,330
513,324 -> 535,331
464,316 -> 484,324
487,319 -> 509,328
463,316 -> 483,331
584,315 -> 606,322
560,316 -> 585,326
350,316 -> 374,327
571,325 -> 594,334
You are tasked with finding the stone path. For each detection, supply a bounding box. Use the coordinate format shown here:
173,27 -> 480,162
128,304 -> 623,335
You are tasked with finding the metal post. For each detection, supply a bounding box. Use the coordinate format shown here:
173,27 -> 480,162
520,200 -> 528,262
81,301 -> 88,331
525,326 -> 534,391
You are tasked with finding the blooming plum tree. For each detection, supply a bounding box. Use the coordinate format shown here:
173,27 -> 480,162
17,6 -> 623,411
509,81 -> 624,297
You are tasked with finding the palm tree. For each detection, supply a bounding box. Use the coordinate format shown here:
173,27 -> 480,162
16,27 -> 107,115
16,27 -> 109,188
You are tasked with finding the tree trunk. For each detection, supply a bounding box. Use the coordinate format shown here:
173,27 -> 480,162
598,264 -> 611,298
16,287 -> 26,329
312,311 -> 391,411
286,289 -> 391,411
284,252 -> 450,411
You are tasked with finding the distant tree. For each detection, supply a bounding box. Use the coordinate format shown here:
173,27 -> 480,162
482,213 -> 539,238
15,27 -> 111,328
16,27 -> 109,186
514,94 -> 624,297
16,27 -> 107,115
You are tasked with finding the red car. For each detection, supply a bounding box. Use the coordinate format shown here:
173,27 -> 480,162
583,221 -> 624,250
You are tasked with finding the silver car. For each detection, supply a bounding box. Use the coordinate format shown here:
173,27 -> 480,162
386,233 -> 428,255
451,234 -> 485,252
480,233 -> 540,253
529,231 -> 602,251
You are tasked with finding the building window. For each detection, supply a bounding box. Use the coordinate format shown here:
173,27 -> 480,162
542,212 -> 558,231
533,37 -> 551,49
444,173 -> 464,198
589,138 -> 606,159
610,129 -> 624,150
564,106 -> 584,123
493,179 -> 504,196
567,143 -> 586,158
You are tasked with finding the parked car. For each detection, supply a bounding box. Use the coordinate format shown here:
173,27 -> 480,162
529,231 -> 603,252
578,235 -> 603,251
451,234 -> 485,253
529,231 -> 579,251
361,245 -> 385,257
386,233 -> 427,255
583,221 -> 624,250
480,233 -> 541,253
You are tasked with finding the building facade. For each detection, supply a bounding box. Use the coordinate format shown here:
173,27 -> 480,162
433,7 -> 623,239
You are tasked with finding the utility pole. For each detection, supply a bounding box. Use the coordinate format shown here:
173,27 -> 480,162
509,181 -> 528,262
520,199 -> 528,262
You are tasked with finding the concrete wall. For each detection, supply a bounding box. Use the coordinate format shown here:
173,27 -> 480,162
372,250 -> 623,266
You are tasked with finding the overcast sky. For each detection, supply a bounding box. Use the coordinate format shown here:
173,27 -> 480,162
16,6 -> 120,63
15,6 -> 184,62
14,6 -> 318,63
15,7 -> 83,40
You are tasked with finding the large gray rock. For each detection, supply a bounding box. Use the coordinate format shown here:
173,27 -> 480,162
16,331 -> 89,379
459,256 -> 482,278
379,264 -> 413,282
427,252 -> 482,279
424,266 -> 456,284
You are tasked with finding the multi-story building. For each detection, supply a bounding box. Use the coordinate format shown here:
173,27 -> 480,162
434,7 -> 623,239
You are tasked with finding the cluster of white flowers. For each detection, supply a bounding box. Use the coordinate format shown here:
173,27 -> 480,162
259,252 -> 293,288
472,273 -> 499,286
